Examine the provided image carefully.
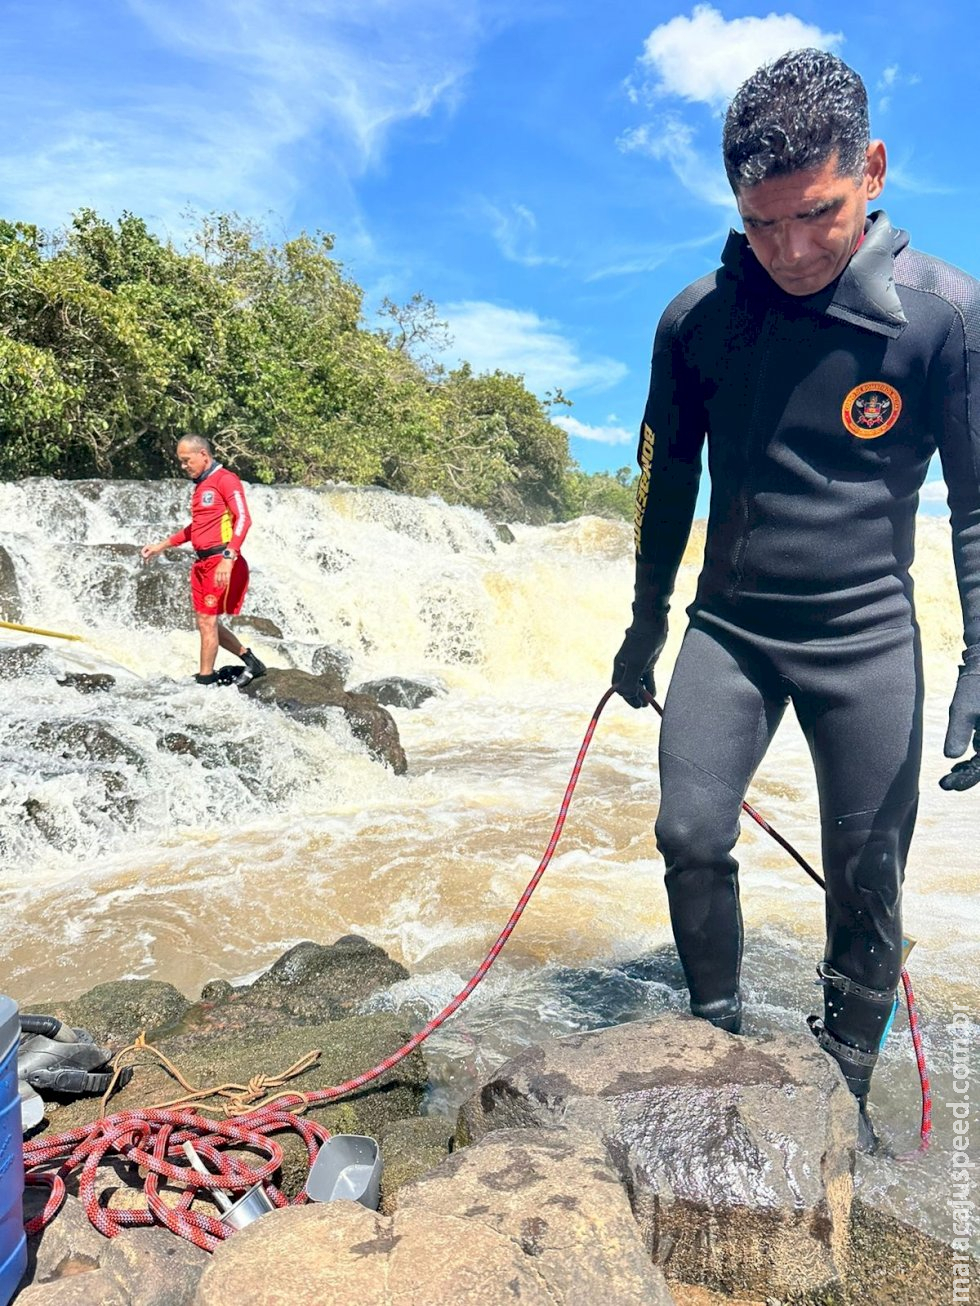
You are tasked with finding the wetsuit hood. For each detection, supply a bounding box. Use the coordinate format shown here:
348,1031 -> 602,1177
721,210 -> 911,339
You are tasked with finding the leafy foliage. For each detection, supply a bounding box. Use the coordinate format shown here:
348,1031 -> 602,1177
0,210 -> 634,522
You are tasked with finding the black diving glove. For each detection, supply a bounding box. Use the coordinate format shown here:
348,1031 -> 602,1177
942,646 -> 980,790
612,617 -> 667,709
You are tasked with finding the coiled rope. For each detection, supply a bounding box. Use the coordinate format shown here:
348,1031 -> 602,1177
22,685 -> 929,1252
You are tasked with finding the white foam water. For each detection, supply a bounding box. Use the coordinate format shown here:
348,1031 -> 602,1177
0,478 -> 974,1243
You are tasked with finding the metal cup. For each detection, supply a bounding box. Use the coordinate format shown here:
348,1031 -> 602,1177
183,1141 -> 276,1230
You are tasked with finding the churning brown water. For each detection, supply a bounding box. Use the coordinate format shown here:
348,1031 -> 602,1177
0,480 -> 975,1244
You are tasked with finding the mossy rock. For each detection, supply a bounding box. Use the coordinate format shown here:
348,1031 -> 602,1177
25,979 -> 192,1048
377,1116 -> 454,1214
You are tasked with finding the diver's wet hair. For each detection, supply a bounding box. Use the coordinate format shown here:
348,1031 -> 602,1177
723,49 -> 870,193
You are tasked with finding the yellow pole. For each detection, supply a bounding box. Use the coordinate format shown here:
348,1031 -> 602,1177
0,619 -> 83,642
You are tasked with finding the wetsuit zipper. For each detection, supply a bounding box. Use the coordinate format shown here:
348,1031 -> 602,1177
728,308 -> 775,599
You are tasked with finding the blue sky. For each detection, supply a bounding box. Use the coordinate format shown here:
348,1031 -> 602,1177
2,0 -> 974,506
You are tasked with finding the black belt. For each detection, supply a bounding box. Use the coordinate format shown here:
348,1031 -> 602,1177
195,544 -> 227,560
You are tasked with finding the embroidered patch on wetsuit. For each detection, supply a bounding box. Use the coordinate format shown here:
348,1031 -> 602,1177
841,382 -> 902,439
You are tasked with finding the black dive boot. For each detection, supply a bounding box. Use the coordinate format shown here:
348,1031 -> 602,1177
808,961 -> 896,1155
691,994 -> 743,1033
237,648 -> 267,688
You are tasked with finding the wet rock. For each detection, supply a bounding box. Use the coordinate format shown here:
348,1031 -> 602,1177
339,691 -> 407,774
229,614 -> 283,640
22,796 -> 76,851
349,676 -> 445,710
310,644 -> 352,687
134,555 -> 193,631
156,732 -> 200,758
240,669 -> 406,773
494,523 -> 516,544
0,542 -> 22,621
241,667 -> 341,714
242,937 -> 409,1021
26,979 -> 192,1048
84,544 -> 142,608
71,481 -> 107,502
457,1014 -> 855,1301
57,673 -> 116,694
313,543 -> 354,573
399,1127 -> 675,1304
0,643 -> 57,680
195,1163 -> 674,1306
844,1197 -> 977,1306
32,722 -> 142,769
23,720 -> 144,827
198,979 -> 234,1002
98,542 -> 143,560
91,768 -> 140,822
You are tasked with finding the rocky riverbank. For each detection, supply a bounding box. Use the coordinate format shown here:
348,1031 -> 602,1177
12,936 -> 974,1305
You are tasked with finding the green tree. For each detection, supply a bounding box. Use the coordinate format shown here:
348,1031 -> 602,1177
0,207 -> 609,525
561,465 -> 637,521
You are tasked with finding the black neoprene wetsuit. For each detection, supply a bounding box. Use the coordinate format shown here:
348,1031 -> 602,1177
632,211 -> 980,1092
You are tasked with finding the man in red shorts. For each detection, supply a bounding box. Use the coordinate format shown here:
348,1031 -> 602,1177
141,436 -> 267,687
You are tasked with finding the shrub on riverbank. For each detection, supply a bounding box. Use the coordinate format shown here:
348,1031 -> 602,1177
0,212 -> 636,523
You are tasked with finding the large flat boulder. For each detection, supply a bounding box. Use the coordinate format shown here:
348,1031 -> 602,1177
456,1014 -> 855,1300
397,1126 -> 675,1303
194,1130 -> 676,1306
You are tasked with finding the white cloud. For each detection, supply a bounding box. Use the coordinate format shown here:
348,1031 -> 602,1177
885,157 -> 957,196
0,0 -> 482,229
440,302 -> 628,396
619,7 -> 843,215
588,225 -> 727,281
920,477 -> 949,504
476,199 -> 562,267
634,5 -> 843,110
618,118 -> 734,210
127,0 -> 478,164
874,64 -> 920,117
552,415 -> 634,447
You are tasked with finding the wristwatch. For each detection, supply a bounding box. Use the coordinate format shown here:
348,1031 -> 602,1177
221,548 -> 237,560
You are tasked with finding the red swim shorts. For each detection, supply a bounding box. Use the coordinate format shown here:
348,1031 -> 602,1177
190,555 -> 250,616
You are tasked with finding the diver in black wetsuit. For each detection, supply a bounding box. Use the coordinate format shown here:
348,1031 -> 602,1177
612,49 -> 980,1146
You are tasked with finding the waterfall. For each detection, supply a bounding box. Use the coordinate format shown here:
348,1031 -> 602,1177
0,477 -> 974,1242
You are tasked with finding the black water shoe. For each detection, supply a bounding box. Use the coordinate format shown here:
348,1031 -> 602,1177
194,672 -> 219,686
237,649 -> 267,688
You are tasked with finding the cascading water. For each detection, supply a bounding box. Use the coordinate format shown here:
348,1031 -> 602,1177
0,477 -> 975,1246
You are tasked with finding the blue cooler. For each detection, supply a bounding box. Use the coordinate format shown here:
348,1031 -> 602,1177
0,997 -> 26,1305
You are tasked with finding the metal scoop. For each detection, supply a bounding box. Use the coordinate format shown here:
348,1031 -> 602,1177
306,1134 -> 381,1209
